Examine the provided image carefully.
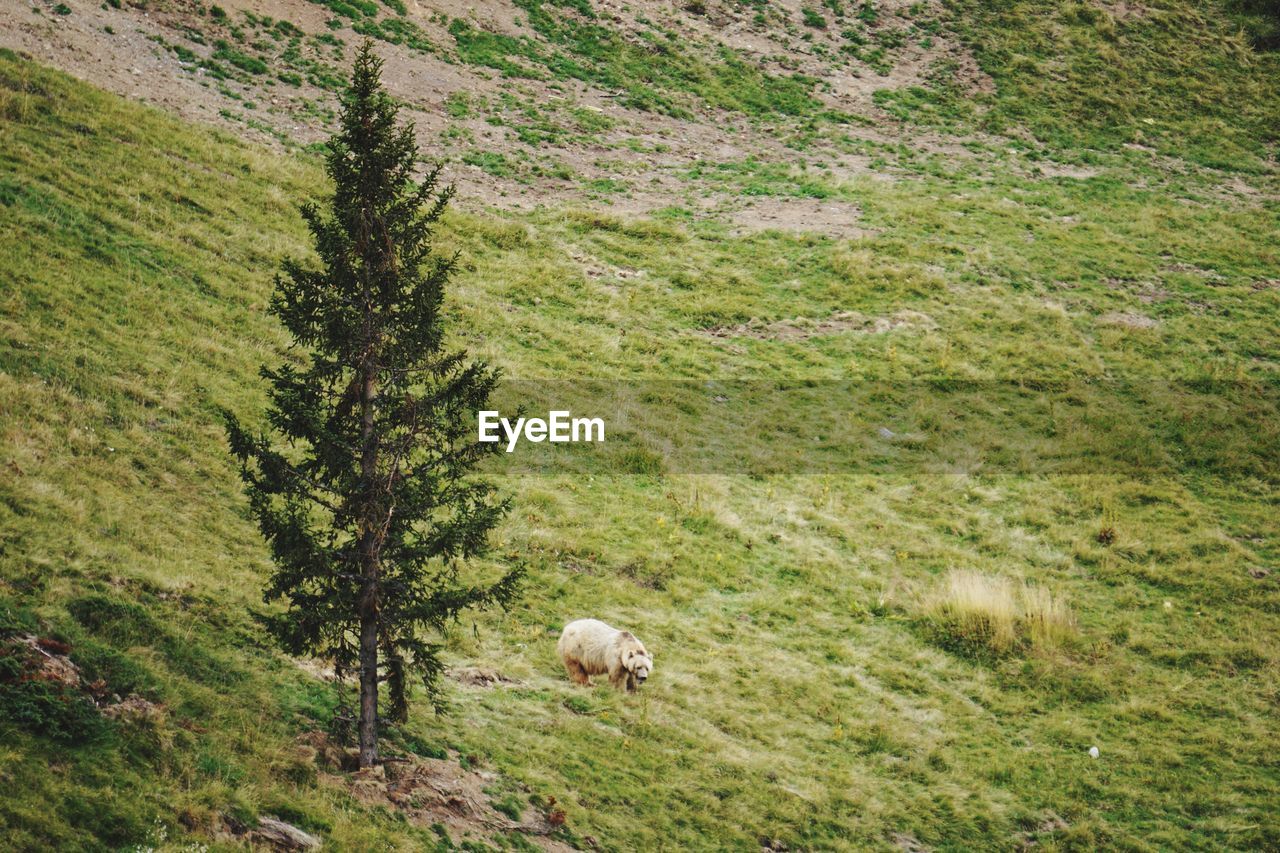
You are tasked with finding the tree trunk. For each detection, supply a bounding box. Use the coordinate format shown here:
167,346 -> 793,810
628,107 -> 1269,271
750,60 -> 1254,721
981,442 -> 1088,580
357,366 -> 380,769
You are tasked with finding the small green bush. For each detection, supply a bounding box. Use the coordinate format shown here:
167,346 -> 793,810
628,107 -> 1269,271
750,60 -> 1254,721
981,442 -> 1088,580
213,45 -> 268,75
462,151 -> 513,177
492,793 -> 524,822
802,7 -> 827,28
445,91 -> 470,118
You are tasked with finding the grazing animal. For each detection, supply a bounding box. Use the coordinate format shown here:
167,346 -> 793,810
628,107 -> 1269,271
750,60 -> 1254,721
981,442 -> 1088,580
557,619 -> 654,692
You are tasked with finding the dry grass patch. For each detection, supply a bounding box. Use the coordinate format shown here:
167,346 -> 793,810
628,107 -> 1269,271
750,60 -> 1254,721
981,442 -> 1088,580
920,570 -> 1077,658
1019,583 -> 1077,650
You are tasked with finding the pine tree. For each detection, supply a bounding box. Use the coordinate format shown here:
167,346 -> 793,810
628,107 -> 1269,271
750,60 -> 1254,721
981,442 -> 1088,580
225,42 -> 521,768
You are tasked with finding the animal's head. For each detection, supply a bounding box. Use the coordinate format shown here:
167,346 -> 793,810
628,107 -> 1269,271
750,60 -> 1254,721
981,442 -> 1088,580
622,641 -> 654,685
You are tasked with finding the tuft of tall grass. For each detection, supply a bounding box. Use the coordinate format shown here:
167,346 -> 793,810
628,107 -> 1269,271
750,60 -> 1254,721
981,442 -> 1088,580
921,570 -> 1076,657
1019,583 -> 1077,650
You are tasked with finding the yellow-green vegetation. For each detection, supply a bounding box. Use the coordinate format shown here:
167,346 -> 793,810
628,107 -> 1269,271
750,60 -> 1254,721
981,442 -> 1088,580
947,0 -> 1280,170
921,570 -> 1077,657
2,17 -> 1280,853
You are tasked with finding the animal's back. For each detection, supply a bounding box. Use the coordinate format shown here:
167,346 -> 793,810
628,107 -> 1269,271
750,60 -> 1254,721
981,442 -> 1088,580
558,619 -> 618,662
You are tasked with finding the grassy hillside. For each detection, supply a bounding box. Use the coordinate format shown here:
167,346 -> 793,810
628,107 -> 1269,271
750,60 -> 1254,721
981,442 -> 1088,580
946,0 -> 1280,170
3,23 -> 1280,853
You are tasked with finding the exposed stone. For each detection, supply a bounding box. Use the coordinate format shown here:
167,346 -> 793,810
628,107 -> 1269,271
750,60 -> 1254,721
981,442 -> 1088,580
448,666 -> 518,687
253,817 -> 321,851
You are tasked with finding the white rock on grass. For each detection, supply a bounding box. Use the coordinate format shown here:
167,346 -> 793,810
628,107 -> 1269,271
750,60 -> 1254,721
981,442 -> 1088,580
254,817 -> 321,850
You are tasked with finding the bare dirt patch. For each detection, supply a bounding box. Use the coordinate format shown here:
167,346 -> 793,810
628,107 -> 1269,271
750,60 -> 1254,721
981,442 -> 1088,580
296,731 -> 575,849
1104,278 -> 1171,303
703,309 -> 936,341
1098,311 -> 1159,330
0,0 -> 998,237
1100,1 -> 1150,21
570,250 -> 646,283
1162,261 -> 1222,278
725,197 -> 875,238
448,666 -> 520,687
1033,162 -> 1102,180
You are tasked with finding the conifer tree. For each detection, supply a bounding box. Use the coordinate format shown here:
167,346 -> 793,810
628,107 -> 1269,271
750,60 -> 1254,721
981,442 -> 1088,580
226,42 -> 521,768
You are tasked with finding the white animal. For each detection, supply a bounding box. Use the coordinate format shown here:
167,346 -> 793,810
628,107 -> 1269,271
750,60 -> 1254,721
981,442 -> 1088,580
557,619 -> 654,692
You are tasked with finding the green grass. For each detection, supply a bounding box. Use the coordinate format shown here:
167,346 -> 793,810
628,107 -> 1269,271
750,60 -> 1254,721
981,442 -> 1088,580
947,0 -> 1280,170
212,41 -> 269,75
447,0 -> 822,119
463,150 -> 514,177
2,32 -> 1280,853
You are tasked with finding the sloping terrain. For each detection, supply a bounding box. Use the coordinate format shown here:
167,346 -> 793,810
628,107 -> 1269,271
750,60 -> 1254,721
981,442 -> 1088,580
4,0 -> 1277,219
2,0 -> 1280,849
3,0 -> 987,220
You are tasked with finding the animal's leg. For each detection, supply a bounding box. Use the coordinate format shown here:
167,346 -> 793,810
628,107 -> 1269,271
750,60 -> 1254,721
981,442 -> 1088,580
564,657 -> 591,686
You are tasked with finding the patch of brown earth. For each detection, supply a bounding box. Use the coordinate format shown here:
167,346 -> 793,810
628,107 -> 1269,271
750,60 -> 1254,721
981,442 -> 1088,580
725,197 -> 875,238
297,731 -> 575,849
0,0 -> 999,236
1104,278 -> 1171,304
890,830 -> 931,851
11,633 -> 83,687
1162,261 -> 1222,279
1100,0 -> 1150,21
448,666 -> 519,687
704,309 -> 936,341
570,250 -> 646,283
1032,162 -> 1101,180
1098,311 -> 1159,329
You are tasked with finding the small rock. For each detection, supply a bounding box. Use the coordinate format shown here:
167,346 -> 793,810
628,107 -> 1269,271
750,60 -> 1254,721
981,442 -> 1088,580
1088,746 -> 1100,759
102,695 -> 164,723
448,667 -> 517,687
14,634 -> 81,686
254,817 -> 320,850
